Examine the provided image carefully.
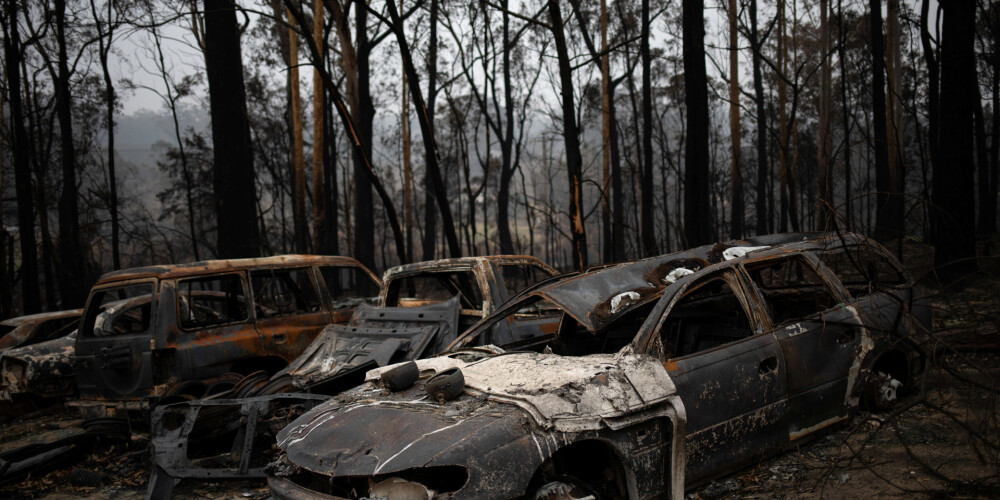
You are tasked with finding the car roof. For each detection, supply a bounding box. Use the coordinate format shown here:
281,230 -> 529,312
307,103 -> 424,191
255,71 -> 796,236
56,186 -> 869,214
382,255 -> 557,282
0,309 -> 83,327
523,232 -> 886,331
94,255 -> 376,285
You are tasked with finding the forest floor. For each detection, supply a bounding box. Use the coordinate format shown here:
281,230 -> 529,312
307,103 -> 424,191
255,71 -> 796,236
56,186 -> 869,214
1,243 -> 998,499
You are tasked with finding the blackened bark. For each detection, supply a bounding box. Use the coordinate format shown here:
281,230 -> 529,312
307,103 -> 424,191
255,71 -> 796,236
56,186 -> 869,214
609,83 -> 625,261
640,0 -> 656,256
976,97 -> 996,234
90,0 -> 119,270
869,0 -> 893,243
931,0 -> 977,281
840,0 -> 853,229
54,0 -> 87,307
548,0 -> 588,269
323,85 -> 340,255
497,0 -> 516,256
750,0 -> 769,236
2,3 -> 41,313
352,0 -> 376,268
683,0 -> 712,246
203,0 -> 261,258
421,0 -> 439,261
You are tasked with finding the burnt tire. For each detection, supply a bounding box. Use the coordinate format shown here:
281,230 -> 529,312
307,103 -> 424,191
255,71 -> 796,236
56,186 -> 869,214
533,476 -> 599,500
863,371 -> 903,412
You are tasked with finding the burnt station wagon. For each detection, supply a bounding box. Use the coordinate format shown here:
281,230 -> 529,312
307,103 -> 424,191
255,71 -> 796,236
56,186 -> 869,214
268,233 -> 930,500
72,255 -> 380,400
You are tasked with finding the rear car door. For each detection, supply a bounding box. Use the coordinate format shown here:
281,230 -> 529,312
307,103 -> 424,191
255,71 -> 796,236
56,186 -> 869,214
742,254 -> 860,439
317,264 -> 382,324
75,280 -> 158,398
250,267 -> 331,363
655,268 -> 788,483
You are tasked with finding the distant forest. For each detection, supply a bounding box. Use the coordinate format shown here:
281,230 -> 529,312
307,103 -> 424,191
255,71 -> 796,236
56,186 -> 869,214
0,0 -> 995,316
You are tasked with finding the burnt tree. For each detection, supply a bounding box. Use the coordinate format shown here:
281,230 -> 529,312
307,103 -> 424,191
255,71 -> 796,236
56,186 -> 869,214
203,0 -> 261,258
931,0 -> 977,281
683,0 -> 712,246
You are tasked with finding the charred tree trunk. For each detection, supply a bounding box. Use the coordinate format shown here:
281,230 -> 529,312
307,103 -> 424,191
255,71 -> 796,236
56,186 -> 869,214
548,0 -> 588,269
751,0 -> 770,236
640,0 -> 657,255
816,0 -> 835,230
883,0 -> 904,246
600,0 -> 613,263
869,0 -> 894,244
288,9 -> 309,253
421,0 -> 439,261
839,0 -> 853,230
2,2 -> 41,313
204,0 -> 261,258
497,0 -> 517,256
683,0 -> 712,246
323,84 -> 340,255
312,0 -> 326,252
91,0 -> 119,270
728,0 -> 743,239
54,0 -> 87,307
931,0 -> 977,281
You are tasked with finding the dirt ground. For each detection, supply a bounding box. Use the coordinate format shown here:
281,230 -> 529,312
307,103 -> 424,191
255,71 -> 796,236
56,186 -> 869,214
2,243 -> 998,499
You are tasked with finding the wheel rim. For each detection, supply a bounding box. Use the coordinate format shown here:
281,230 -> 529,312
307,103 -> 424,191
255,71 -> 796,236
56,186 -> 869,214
533,480 -> 598,500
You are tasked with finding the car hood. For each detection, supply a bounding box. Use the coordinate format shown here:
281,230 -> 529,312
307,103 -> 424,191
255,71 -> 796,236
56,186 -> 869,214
278,395 -> 527,477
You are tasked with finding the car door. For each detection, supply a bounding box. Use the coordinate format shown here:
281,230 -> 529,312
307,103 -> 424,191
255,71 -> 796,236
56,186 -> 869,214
75,280 -> 158,398
655,268 -> 789,483
317,264 -> 382,324
250,267 -> 331,363
742,254 -> 861,440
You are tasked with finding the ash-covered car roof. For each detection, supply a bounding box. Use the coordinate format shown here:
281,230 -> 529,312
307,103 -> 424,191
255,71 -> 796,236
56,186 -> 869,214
489,232 -> 878,332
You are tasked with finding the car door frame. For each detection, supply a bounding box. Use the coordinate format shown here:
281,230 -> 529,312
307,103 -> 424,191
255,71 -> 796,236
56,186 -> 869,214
739,251 -> 863,440
636,264 -> 789,484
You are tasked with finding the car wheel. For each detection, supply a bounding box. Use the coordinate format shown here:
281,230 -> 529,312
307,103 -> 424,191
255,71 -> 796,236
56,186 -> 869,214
863,371 -> 903,411
533,476 -> 599,500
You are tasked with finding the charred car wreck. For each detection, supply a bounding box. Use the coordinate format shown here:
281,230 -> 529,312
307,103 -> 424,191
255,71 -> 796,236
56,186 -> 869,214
268,233 -> 930,499
146,256 -> 558,496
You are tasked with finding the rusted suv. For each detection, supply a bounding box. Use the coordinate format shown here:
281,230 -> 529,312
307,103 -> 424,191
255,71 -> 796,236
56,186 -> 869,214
74,255 -> 380,400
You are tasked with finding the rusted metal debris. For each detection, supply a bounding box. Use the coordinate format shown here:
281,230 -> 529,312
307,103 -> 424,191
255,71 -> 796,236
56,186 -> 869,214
269,232 -> 931,499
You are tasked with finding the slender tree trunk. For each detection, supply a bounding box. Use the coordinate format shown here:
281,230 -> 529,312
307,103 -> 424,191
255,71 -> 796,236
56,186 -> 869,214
2,2 -> 41,313
288,9 -> 309,253
728,0 -> 743,239
312,0 -> 326,252
931,0 -> 977,281
422,0 -> 439,260
817,0 -> 835,230
683,0 -> 712,246
323,84 -> 340,254
976,95 -> 995,234
640,0 -> 657,255
54,0 -> 87,307
884,0 -> 904,245
91,0 -> 119,270
204,0 -> 261,258
610,83 -> 625,260
402,64 -> 414,263
869,0 -> 893,244
752,0 -> 770,236
497,0 -> 518,256
839,0 -> 853,230
547,0 -> 588,268
600,0 -> 612,262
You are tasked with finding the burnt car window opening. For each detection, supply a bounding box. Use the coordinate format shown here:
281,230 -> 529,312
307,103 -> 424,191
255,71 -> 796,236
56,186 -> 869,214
746,257 -> 838,326
551,301 -> 658,355
177,275 -> 249,329
83,283 -> 155,337
387,272 -> 484,311
499,264 -> 552,297
319,266 -> 380,308
819,246 -> 907,296
660,271 -> 754,358
34,317 -> 79,343
251,268 -> 322,318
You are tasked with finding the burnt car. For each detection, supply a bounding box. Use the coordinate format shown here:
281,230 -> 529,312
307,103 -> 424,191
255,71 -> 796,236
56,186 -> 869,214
0,309 -> 82,352
268,233 -> 930,499
71,255 -> 379,401
144,256 -> 559,497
